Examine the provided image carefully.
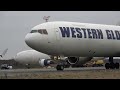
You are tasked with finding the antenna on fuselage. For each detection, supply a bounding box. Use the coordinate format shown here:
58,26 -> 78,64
43,16 -> 50,22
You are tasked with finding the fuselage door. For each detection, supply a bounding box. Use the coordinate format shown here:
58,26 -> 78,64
55,28 -> 61,41
43,23 -> 62,55
53,25 -> 62,55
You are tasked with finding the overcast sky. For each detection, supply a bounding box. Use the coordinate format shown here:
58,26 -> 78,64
0,11 -> 120,58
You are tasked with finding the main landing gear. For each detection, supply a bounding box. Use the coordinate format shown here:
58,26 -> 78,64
105,57 -> 119,69
56,63 -> 64,71
53,56 -> 66,71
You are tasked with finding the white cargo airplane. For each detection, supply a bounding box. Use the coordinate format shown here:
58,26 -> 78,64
14,50 -> 104,69
25,21 -> 120,70
14,50 -> 54,68
0,49 -> 98,69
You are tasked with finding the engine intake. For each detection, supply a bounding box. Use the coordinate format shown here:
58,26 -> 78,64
67,57 -> 79,64
67,57 -> 93,66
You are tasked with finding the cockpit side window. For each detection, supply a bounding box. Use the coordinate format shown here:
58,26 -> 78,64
38,29 -> 48,35
30,30 -> 38,33
30,29 -> 48,35
43,29 -> 48,34
38,29 -> 43,34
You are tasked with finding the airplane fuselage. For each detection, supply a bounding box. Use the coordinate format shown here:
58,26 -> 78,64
25,21 -> 120,57
14,50 -> 51,67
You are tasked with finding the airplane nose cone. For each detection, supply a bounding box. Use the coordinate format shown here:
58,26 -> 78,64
25,33 -> 41,51
25,34 -> 31,46
25,33 -> 36,48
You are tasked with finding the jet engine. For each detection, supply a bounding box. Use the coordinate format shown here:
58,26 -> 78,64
39,59 -> 54,67
67,57 -> 93,67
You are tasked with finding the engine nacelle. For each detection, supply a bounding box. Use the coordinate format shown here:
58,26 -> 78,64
39,59 -> 54,67
67,57 -> 79,65
67,57 -> 93,67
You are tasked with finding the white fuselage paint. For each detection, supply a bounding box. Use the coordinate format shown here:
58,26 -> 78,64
14,50 -> 50,66
25,21 -> 120,57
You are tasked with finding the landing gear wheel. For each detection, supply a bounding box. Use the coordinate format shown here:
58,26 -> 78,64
56,65 -> 64,71
105,57 -> 120,69
105,63 -> 119,69
115,63 -> 119,69
109,63 -> 115,69
105,63 -> 109,69
26,64 -> 30,69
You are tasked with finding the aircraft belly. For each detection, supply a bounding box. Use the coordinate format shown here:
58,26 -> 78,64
60,39 -> 120,57
60,39 -> 89,56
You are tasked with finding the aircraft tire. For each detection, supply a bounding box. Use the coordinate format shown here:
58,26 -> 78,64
105,63 -> 109,69
115,63 -> 119,69
109,63 -> 115,69
56,65 -> 64,71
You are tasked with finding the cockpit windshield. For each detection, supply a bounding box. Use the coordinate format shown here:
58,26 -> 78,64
30,29 -> 48,35
30,30 -> 38,33
38,29 -> 48,34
